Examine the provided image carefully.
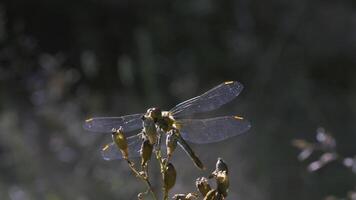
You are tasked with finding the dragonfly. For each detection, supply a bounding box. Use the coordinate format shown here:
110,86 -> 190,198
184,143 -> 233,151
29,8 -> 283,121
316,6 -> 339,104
84,81 -> 251,164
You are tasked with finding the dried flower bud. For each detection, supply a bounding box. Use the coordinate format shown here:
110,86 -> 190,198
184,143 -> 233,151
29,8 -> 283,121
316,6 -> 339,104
292,139 -> 312,150
216,158 -> 228,174
163,162 -> 177,191
320,152 -> 337,163
292,138 -> 315,161
140,138 -> 153,166
203,189 -> 217,200
142,116 -> 158,145
185,193 -> 198,199
216,171 -> 229,198
297,148 -> 313,161
210,158 -> 228,178
308,160 -> 323,172
112,127 -> 128,160
172,193 -> 197,200
166,130 -> 178,159
308,152 -> 337,172
343,156 -> 356,173
316,127 -> 336,150
173,194 -> 187,200
196,177 -> 211,196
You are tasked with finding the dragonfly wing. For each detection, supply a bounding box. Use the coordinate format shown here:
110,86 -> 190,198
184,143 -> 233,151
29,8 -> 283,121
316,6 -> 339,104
178,116 -> 251,144
83,113 -> 144,133
170,81 -> 244,118
101,134 -> 143,160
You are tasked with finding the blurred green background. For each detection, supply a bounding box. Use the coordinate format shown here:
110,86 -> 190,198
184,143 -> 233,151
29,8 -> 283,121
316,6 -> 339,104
0,0 -> 356,199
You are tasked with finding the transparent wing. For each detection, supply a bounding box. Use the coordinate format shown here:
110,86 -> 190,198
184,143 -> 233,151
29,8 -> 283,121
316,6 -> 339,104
83,113 -> 144,133
170,81 -> 244,118
177,116 -> 251,144
101,134 -> 143,160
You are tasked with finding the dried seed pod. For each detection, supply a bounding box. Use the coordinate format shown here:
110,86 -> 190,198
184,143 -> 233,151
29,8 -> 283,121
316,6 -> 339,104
173,194 -> 187,200
297,148 -> 313,161
343,156 -> 356,173
203,189 -> 218,200
216,158 -> 228,174
166,130 -> 178,159
172,193 -> 197,200
163,162 -> 177,191
185,193 -> 198,200
319,152 -> 337,163
308,152 -> 338,172
210,158 -> 228,178
172,194 -> 185,200
142,116 -> 158,145
307,160 -> 323,172
216,171 -> 229,198
112,127 -> 128,160
316,127 -> 336,150
292,139 -> 312,150
292,139 -> 315,161
140,138 -> 153,166
195,177 -> 211,196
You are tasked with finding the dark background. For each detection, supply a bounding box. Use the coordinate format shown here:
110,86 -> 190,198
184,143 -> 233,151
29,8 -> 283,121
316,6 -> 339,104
0,0 -> 356,199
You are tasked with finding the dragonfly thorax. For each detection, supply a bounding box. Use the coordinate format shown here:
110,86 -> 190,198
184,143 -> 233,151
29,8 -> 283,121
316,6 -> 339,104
145,108 -> 176,132
158,111 -> 176,132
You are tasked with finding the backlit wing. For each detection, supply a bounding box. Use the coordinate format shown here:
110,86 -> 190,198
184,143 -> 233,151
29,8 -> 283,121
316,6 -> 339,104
101,134 -> 143,160
170,81 -> 243,118
177,116 -> 251,144
83,113 -> 144,133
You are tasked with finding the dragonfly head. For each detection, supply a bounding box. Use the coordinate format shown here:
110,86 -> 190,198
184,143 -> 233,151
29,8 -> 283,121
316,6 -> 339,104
146,107 -> 162,122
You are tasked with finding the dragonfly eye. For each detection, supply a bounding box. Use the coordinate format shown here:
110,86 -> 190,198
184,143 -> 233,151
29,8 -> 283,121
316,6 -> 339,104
148,107 -> 162,122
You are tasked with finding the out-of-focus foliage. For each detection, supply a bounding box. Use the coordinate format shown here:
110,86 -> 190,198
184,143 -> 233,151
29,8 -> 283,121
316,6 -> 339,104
0,0 -> 356,200
293,128 -> 356,200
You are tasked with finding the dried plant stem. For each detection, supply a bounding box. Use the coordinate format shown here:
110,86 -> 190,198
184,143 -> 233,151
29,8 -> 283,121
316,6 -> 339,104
155,149 -> 169,200
126,160 -> 158,200
154,132 -> 170,200
163,190 -> 168,200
